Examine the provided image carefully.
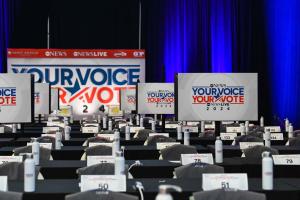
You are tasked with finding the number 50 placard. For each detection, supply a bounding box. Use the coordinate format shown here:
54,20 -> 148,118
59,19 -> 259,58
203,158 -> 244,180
80,175 -> 126,192
202,173 -> 248,191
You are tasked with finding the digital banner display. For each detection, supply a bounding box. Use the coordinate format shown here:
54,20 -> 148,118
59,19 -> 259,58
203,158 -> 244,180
34,83 -> 50,115
176,73 -> 258,121
120,89 -> 136,111
50,88 -> 59,111
0,74 -> 34,123
7,49 -> 145,119
137,83 -> 174,114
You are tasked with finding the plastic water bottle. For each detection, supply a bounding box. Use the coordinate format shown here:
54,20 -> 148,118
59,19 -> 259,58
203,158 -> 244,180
240,124 -> 246,136
103,116 -> 107,129
108,119 -> 113,131
262,151 -> 273,190
24,154 -> 35,192
140,117 -> 144,127
125,125 -> 130,141
215,137 -> 223,163
151,120 -> 156,131
184,131 -> 190,145
264,130 -> 271,147
63,117 -> 69,125
70,115 -> 74,124
31,138 -> 40,166
288,124 -> 293,138
97,115 -> 101,123
114,151 -> 125,175
113,131 -> 120,156
12,124 -> 17,133
55,131 -> 62,150
154,114 -> 157,122
155,185 -> 182,200
201,121 -> 205,133
245,121 -> 249,134
177,125 -> 182,140
136,115 -> 140,126
260,116 -> 264,127
285,118 -> 289,132
64,125 -> 71,141
129,116 -> 133,125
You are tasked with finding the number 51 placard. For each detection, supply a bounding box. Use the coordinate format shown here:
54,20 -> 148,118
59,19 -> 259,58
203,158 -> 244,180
202,173 -> 248,191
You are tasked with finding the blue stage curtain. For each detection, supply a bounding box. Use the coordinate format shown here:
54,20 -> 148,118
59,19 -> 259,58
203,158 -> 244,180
265,0 -> 300,126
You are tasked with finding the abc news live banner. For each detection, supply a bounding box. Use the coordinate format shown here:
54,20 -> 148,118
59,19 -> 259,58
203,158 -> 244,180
176,73 -> 258,121
7,49 -> 145,119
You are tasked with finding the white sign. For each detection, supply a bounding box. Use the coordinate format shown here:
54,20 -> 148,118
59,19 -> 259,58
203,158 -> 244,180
0,127 -> 4,133
181,153 -> 214,165
264,126 -> 281,133
149,133 -> 169,137
89,143 -> 113,147
226,127 -> 241,133
273,155 -> 300,165
27,143 -> 52,149
80,175 -> 126,192
0,176 -> 7,191
87,156 -> 115,166
137,83 -> 174,114
34,83 -> 50,115
156,142 -> 180,150
47,121 -> 65,128
96,134 -> 114,141
182,126 -> 198,133
177,73 -> 258,121
220,133 -> 237,140
165,124 -> 180,129
0,156 -> 23,164
8,49 -> 145,120
118,123 -> 127,129
130,126 -> 144,133
270,133 -> 284,140
120,89 -> 136,111
205,124 -> 215,129
202,173 -> 248,191
187,122 -> 199,126
0,73 -> 33,123
43,126 -> 60,133
82,126 -> 99,133
239,142 -> 264,150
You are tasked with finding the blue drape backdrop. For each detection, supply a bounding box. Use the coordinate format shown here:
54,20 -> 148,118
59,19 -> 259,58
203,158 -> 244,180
1,0 -> 300,126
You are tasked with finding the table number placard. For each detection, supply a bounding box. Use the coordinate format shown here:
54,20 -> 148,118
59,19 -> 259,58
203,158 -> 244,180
43,126 -> 60,133
89,142 -> 113,148
182,126 -> 198,133
0,176 -> 7,191
264,126 -> 281,133
149,133 -> 169,137
202,173 -> 248,191
80,175 -> 126,192
270,133 -> 284,141
0,156 -> 23,164
226,127 -> 241,133
220,133 -> 237,140
273,155 -> 300,165
181,153 -> 214,165
156,142 -> 180,150
239,142 -> 264,150
82,127 -> 99,133
87,156 -> 115,166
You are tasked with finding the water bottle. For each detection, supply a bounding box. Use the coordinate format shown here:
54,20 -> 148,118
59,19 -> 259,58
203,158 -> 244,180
24,154 -> 35,192
136,115 -> 140,126
55,131 -> 62,150
114,151 -> 125,175
12,124 -> 17,133
184,131 -> 190,145
262,151 -> 273,190
177,125 -> 182,140
245,121 -> 249,134
285,118 -> 289,132
201,121 -> 205,133
140,117 -> 144,128
215,137 -> 223,163
151,120 -> 156,131
129,116 -> 133,125
97,115 -> 101,123
260,116 -> 264,127
113,130 -> 120,156
108,119 -> 113,131
70,115 -> 74,124
31,138 -> 40,166
264,130 -> 271,147
155,185 -> 182,200
63,117 -> 68,125
240,124 -> 246,136
125,125 -> 130,141
154,114 -> 157,122
288,124 -> 293,138
64,125 -> 71,141
103,116 -> 107,129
